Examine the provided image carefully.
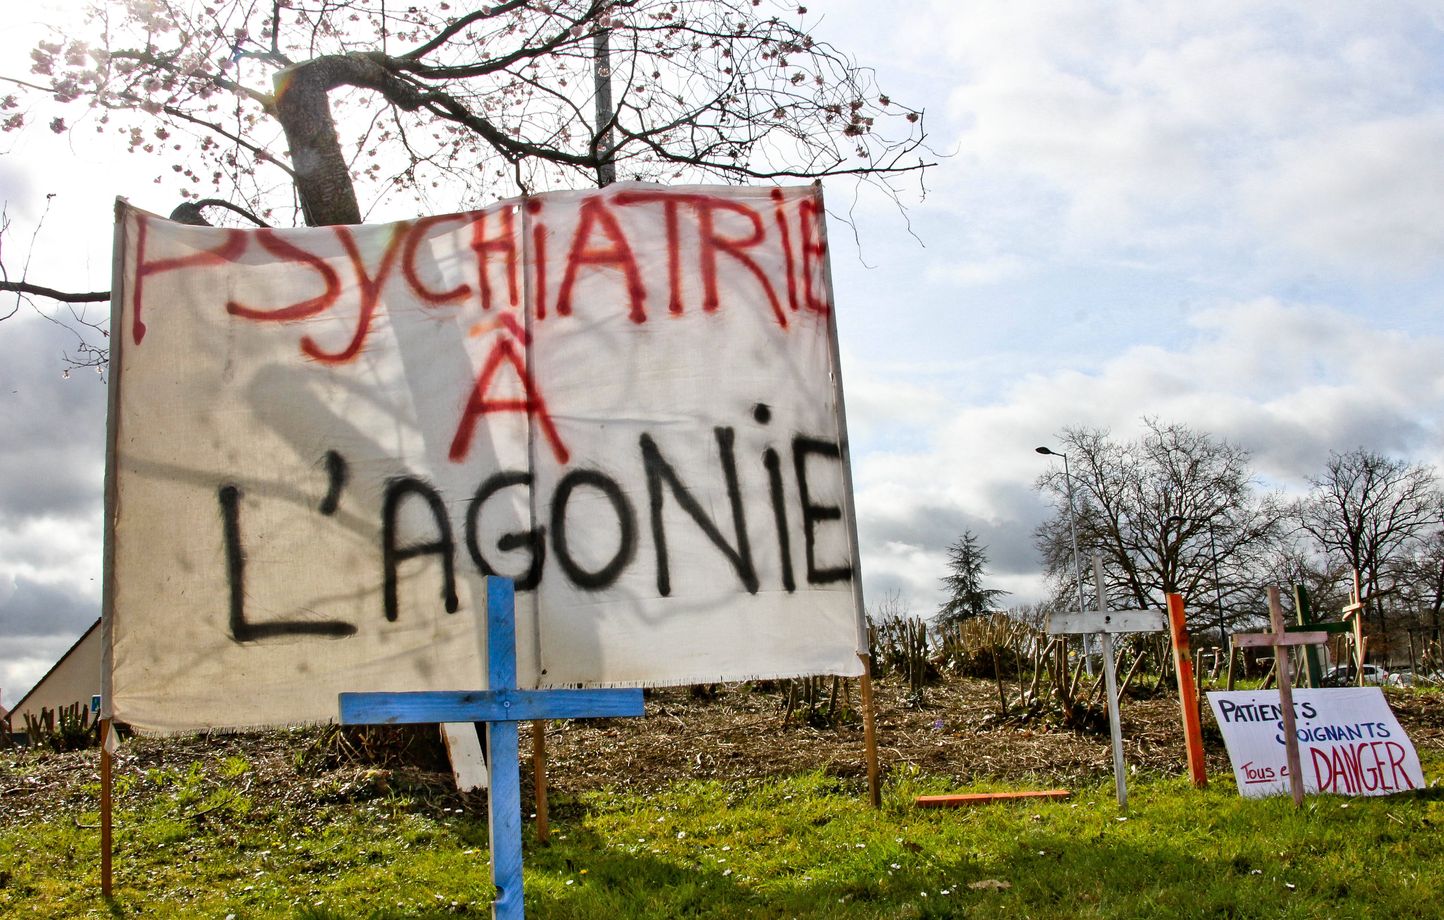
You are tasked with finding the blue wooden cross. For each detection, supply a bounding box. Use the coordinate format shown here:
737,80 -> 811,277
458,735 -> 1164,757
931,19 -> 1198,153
339,578 -> 644,919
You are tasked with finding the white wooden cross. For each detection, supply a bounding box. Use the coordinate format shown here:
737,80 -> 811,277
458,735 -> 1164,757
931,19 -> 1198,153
1046,556 -> 1166,811
339,578 -> 645,919
1230,587 -> 1327,807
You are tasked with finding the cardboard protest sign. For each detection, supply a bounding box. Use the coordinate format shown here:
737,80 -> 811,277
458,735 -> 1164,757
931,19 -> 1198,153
102,183 -> 865,733
1207,688 -> 1424,798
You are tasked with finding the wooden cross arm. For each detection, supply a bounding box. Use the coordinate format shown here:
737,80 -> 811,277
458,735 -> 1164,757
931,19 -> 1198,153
1047,609 -> 1167,636
1231,630 -> 1328,649
339,688 -> 645,726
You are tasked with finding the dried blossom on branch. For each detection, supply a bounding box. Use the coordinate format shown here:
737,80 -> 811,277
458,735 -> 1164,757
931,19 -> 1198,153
7,0 -> 932,230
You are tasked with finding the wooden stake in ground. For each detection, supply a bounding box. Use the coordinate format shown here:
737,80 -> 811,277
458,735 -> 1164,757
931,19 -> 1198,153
1231,587 -> 1328,807
531,721 -> 549,842
1046,556 -> 1166,811
859,654 -> 881,809
340,579 -> 643,920
1165,594 -> 1208,787
100,718 -> 113,897
1341,571 -> 1370,687
440,723 -> 490,793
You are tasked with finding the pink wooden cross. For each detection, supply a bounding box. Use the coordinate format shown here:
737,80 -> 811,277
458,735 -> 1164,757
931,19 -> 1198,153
1230,587 -> 1328,806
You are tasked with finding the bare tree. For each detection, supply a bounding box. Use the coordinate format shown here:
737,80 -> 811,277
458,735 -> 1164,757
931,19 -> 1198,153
1260,542 -> 1350,620
1393,529 -> 1444,645
3,0 -> 929,232
1294,448 -> 1443,633
1034,419 -> 1286,635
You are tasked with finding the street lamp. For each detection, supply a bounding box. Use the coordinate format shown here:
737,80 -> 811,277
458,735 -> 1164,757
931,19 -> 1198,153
1036,446 -> 1092,675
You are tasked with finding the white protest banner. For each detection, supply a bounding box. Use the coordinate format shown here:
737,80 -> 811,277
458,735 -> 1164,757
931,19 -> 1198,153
103,183 -> 865,734
1207,688 -> 1424,798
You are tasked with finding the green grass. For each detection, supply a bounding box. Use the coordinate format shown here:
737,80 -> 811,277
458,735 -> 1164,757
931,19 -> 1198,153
3,755 -> 1443,918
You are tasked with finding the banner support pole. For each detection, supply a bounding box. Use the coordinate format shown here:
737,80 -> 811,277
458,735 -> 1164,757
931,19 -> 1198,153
99,200 -> 129,900
531,720 -> 549,841
808,180 -> 877,807
100,718 -> 113,896
859,654 -> 881,808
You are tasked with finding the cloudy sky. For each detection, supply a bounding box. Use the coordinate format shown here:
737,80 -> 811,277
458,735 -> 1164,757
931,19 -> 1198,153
3,0 -> 1444,706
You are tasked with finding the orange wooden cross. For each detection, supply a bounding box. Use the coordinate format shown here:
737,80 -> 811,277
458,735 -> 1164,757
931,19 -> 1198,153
1166,594 -> 1208,787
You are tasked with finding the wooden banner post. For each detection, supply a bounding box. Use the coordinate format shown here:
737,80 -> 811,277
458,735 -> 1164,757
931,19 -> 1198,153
1166,593 -> 1208,787
1231,587 -> 1328,807
531,721 -> 549,842
859,653 -> 881,809
340,578 -> 644,920
1046,556 -> 1166,811
100,718 -> 113,897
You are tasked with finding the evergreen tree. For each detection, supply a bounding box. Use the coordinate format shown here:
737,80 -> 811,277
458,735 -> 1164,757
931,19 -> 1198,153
938,531 -> 1009,625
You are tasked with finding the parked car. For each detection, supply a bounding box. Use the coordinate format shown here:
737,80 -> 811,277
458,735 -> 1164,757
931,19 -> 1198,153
1388,669 -> 1414,687
1322,664 -> 1389,686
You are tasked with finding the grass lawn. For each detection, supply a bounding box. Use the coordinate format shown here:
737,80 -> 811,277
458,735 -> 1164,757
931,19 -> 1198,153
3,750 -> 1442,918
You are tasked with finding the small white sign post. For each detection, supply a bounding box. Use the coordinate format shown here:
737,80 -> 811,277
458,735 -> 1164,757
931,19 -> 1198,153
1046,556 -> 1166,811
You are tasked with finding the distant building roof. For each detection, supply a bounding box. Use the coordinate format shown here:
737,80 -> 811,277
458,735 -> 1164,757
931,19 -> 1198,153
7,618 -> 102,727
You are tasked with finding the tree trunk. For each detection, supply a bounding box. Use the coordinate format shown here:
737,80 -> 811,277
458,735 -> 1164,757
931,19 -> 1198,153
274,64 -> 363,227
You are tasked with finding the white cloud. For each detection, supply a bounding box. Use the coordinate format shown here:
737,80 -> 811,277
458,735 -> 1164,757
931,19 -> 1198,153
844,0 -> 1444,283
1243,113 -> 1444,274
925,254 -> 1028,286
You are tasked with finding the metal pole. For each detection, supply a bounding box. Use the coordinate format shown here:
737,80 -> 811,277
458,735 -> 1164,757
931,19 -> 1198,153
1061,454 -> 1093,676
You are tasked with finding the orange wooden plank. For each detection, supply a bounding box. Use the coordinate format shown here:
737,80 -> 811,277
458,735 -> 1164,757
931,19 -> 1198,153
1167,593 -> 1208,788
915,790 -> 1071,808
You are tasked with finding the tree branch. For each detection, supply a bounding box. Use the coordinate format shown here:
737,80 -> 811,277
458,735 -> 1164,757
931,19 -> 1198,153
169,198 -> 270,227
400,0 -> 537,61
0,281 -> 109,303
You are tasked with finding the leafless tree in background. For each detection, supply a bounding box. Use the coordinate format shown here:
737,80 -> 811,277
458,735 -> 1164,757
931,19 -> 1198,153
1294,448 -> 1443,633
1034,419 -> 1286,634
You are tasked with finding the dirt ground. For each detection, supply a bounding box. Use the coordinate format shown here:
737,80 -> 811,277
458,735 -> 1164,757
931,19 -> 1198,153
3,678 -> 1442,824
540,678 -> 1444,798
